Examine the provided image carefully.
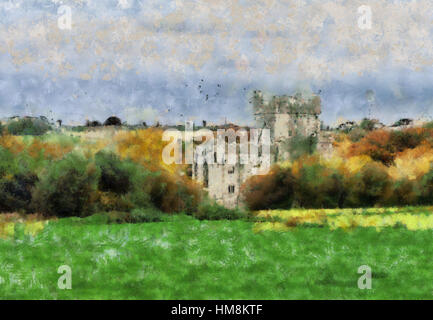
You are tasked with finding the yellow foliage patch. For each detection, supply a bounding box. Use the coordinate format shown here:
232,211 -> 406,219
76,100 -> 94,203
254,207 -> 433,232
0,214 -> 48,239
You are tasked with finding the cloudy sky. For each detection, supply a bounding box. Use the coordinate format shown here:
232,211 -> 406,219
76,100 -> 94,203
0,0 -> 432,126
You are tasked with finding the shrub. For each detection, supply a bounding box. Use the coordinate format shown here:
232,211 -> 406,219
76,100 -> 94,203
241,166 -> 294,210
31,153 -> 100,217
419,167 -> 433,205
93,211 -> 132,224
0,147 -> 39,213
95,151 -> 133,194
71,126 -> 86,132
349,128 -> 430,166
423,121 -> 433,129
194,199 -> 248,220
349,130 -> 394,165
359,118 -> 377,131
148,172 -> 202,213
85,208 -> 163,224
95,191 -> 134,212
7,118 -> 51,136
345,162 -> 391,207
388,178 -> 417,206
293,161 -> 346,208
0,147 -> 17,177
94,151 -> 160,211
129,208 -> 163,222
348,127 -> 366,142
0,172 -> 38,213
93,152 -> 203,213
389,129 -> 423,152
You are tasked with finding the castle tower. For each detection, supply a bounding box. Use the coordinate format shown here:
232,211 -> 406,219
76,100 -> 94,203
254,91 -> 321,161
193,90 -> 323,208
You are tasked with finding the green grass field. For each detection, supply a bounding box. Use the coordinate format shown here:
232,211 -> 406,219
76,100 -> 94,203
1,213 -> 433,299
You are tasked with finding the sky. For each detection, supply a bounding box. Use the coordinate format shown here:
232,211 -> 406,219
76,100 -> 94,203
0,0 -> 432,126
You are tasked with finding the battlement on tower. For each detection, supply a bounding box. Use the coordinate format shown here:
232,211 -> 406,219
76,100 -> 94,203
252,90 -> 321,116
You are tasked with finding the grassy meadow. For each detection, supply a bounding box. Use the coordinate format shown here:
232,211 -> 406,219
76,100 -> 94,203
1,208 -> 433,299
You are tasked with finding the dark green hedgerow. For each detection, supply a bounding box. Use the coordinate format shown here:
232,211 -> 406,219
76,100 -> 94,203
7,118 -> 51,136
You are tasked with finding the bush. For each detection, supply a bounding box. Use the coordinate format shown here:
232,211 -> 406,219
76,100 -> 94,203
94,151 -> 160,211
0,147 -> 17,178
0,147 -> 39,213
7,118 -> 51,136
71,126 -> 86,132
85,208 -> 164,224
349,130 -> 394,166
389,130 -> 423,152
293,161 -> 346,208
0,172 -> 38,213
31,153 -> 100,217
95,191 -> 134,212
388,178 -> 417,206
148,172 -> 202,213
95,151 -> 133,194
348,127 -> 366,142
359,118 -> 377,131
129,208 -> 163,222
423,121 -> 433,129
419,167 -> 433,205
241,166 -> 294,210
349,128 -> 429,166
345,162 -> 391,207
194,199 -> 248,220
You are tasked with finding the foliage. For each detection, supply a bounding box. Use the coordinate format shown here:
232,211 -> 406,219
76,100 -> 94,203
31,153 -> 100,217
0,146 -> 17,177
345,162 -> 391,207
95,151 -> 133,194
148,171 -> 202,213
0,129 -> 203,217
347,127 -> 366,142
348,128 -> 430,166
293,158 -> 346,208
86,208 -> 164,224
0,172 -> 38,213
194,199 -> 248,220
129,208 -> 164,222
255,206 -> 433,231
0,147 -> 39,213
71,126 -> 87,132
7,118 -> 51,136
419,166 -> 433,205
243,156 -> 395,209
6,124 -> 433,215
388,178 -> 417,206
359,118 -> 377,131
288,134 -> 317,160
241,165 -> 294,210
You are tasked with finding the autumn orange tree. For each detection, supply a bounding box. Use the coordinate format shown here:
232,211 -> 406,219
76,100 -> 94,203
348,128 -> 433,166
